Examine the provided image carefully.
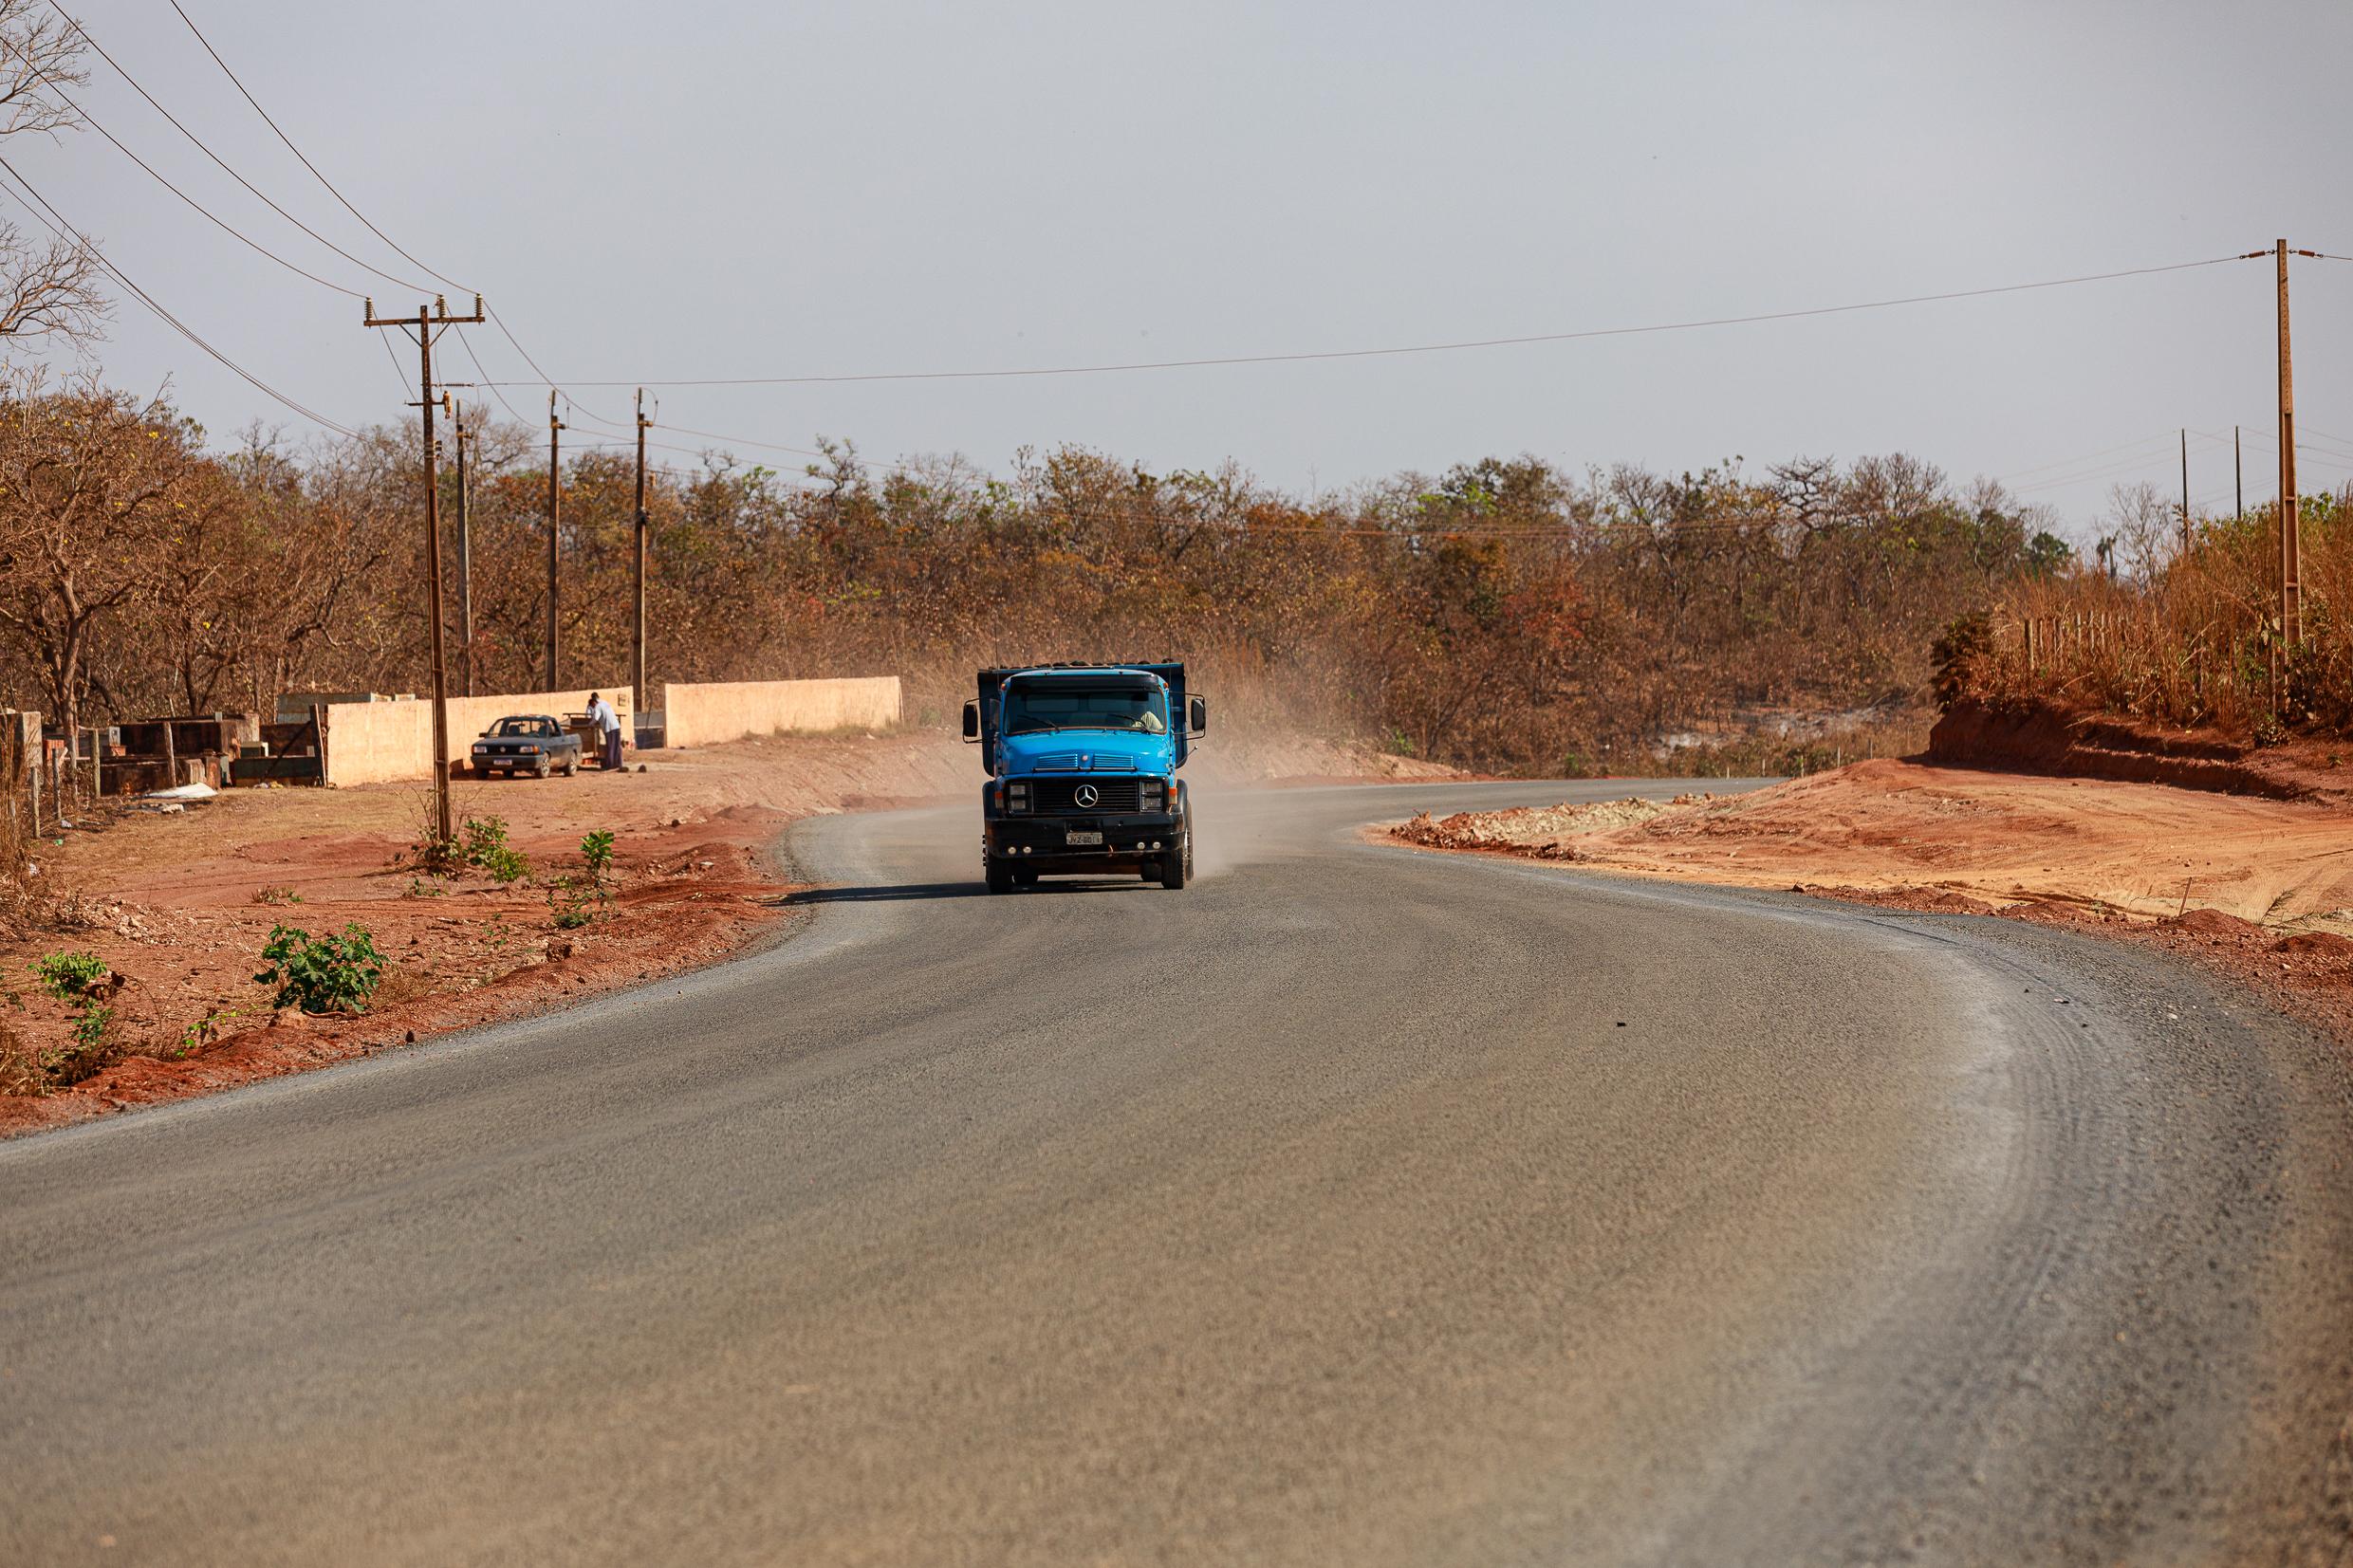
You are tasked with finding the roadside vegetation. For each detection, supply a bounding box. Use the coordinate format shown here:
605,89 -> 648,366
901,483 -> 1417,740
0,401 -> 2093,777
1939,481 -> 2353,743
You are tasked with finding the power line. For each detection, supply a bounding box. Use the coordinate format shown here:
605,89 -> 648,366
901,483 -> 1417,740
2010,439 -> 2245,498
157,0 -> 465,295
47,9 -> 436,295
468,253 -> 2261,390
148,1 -> 593,421
0,156 -> 359,435
0,26 -> 372,299
1994,429 -> 2183,482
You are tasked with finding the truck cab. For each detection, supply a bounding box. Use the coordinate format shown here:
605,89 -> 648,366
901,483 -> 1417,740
964,663 -> 1207,894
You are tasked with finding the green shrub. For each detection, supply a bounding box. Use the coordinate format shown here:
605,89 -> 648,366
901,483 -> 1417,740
27,951 -> 121,1083
253,923 -> 387,1015
30,950 -> 109,1005
476,845 -> 529,884
411,814 -> 529,882
581,830 -> 615,882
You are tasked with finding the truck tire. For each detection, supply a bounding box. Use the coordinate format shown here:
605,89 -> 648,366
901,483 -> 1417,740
534,759 -> 551,780
562,752 -> 577,777
986,859 -> 1014,895
1159,828 -> 1189,891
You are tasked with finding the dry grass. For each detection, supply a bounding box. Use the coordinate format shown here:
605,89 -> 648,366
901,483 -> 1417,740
0,1022 -> 43,1097
1962,493 -> 2352,740
366,963 -> 440,1012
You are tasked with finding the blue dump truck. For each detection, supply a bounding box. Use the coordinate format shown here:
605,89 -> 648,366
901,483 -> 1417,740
964,663 -> 1207,895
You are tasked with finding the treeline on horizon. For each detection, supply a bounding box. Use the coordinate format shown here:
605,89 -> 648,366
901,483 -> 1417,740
0,378 -> 2221,776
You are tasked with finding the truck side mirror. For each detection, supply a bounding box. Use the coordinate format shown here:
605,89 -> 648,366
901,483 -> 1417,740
961,701 -> 979,740
1189,696 -> 1208,734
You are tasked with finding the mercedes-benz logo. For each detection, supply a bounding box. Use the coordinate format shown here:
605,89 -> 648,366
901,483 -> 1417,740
1074,784 -> 1100,809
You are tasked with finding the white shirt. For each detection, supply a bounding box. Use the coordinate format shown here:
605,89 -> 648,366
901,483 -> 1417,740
588,697 -> 620,733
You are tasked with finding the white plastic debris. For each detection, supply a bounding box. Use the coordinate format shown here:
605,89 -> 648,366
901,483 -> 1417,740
141,783 -> 217,801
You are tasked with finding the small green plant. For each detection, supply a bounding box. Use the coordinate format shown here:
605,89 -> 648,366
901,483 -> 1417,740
477,845 -> 529,884
253,923 -> 386,1015
31,950 -> 110,1003
250,885 -> 304,906
402,877 -> 448,898
27,952 -> 124,1085
581,829 -> 616,882
410,814 -> 528,882
1383,728 -> 1416,758
546,863 -> 614,933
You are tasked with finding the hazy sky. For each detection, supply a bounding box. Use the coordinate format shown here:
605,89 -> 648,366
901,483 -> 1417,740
17,1 -> 2353,530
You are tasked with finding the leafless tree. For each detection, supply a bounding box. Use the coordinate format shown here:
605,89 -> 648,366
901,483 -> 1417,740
2102,480 -> 2179,586
0,2 -> 106,354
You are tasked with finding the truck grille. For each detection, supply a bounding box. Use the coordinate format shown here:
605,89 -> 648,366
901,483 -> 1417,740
1032,753 -> 1135,772
1032,778 -> 1140,814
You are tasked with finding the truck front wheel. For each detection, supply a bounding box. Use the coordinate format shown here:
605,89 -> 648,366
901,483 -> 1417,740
1159,828 -> 1189,891
986,859 -> 1014,895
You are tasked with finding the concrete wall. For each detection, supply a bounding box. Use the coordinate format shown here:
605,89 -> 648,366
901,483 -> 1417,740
318,690 -> 632,788
661,677 -> 900,749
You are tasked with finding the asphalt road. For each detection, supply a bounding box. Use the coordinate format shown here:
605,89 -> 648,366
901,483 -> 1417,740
4,780 -> 2349,1566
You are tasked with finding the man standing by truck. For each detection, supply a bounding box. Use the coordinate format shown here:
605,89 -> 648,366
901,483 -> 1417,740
586,692 -> 623,771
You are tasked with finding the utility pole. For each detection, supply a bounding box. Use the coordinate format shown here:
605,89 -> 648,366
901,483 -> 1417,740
2275,240 -> 2304,655
634,388 -> 650,718
364,292 -> 486,849
2179,428 -> 2189,558
547,390 -> 565,692
2234,425 -> 2242,519
449,395 -> 474,697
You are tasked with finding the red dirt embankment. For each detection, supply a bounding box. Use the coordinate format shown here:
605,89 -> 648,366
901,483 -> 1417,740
2,726 -> 1461,1138
1929,695 -> 2353,805
1386,757 -> 2353,1049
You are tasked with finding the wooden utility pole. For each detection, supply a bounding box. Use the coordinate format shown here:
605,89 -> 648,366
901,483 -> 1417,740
2234,425 -> 2242,519
364,293 -> 486,848
547,390 -> 565,692
450,395 -> 474,697
633,388 -> 650,717
2275,240 -> 2304,653
2179,428 -> 2189,558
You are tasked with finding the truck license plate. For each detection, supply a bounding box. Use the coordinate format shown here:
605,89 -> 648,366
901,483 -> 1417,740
1065,831 -> 1103,846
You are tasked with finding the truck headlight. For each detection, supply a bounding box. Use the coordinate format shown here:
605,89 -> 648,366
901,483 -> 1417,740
1008,781 -> 1030,815
520,745 -> 539,754
471,745 -> 488,755
1140,777 -> 1167,812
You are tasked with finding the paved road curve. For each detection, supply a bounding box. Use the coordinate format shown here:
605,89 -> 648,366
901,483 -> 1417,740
5,781 -> 2350,1565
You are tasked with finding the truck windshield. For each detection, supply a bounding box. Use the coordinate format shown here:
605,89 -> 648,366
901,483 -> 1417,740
1003,683 -> 1167,735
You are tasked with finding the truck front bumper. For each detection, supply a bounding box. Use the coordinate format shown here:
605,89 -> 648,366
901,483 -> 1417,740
986,813 -> 1182,869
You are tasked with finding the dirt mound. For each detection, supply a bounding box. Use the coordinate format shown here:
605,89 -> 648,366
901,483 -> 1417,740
1929,696 -> 2352,803
706,803 -> 790,823
1393,797 -> 1673,851
1796,883 -> 1997,915
2159,908 -> 2271,942
2273,931 -> 2353,958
